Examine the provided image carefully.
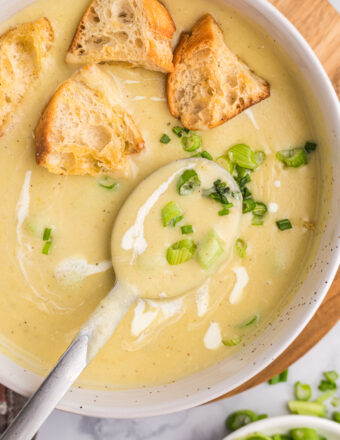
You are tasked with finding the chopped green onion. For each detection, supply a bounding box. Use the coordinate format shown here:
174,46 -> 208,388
240,314 -> 260,328
318,380 -> 337,392
166,239 -> 197,265
243,198 -> 256,214
222,336 -> 242,346
43,227 -> 52,241
181,225 -> 193,235
218,203 -> 233,216
243,435 -> 272,440
288,400 -> 326,417
215,154 -> 234,174
227,144 -> 258,170
324,370 -> 339,384
268,369 -> 289,385
333,411 -> 340,423
254,151 -> 266,166
226,410 -> 259,431
98,176 -> 119,190
161,201 -> 183,227
314,389 -> 336,403
177,169 -> 201,195
235,238 -> 247,258
197,229 -> 224,270
295,381 -> 312,401
253,202 -> 267,217
252,215 -> 264,226
272,435 -> 291,440
276,147 -> 308,168
160,134 -> 171,144
276,219 -> 293,231
172,126 -> 189,138
192,150 -> 213,160
304,141 -> 317,154
181,134 -> 202,152
290,428 -> 319,440
42,240 -> 52,255
332,397 -> 339,408
203,179 -> 231,206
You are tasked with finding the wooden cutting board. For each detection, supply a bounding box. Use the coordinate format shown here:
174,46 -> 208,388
218,0 -> 340,400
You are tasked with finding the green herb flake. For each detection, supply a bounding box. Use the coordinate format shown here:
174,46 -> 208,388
192,150 -> 213,160
42,240 -> 52,255
181,225 -> 193,235
43,228 -> 52,241
235,238 -> 247,258
276,219 -> 293,231
333,411 -> 340,423
98,176 -> 119,191
268,369 -> 289,385
160,134 -> 171,144
304,141 -> 317,154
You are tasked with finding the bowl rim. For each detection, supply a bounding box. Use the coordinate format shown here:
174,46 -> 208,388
0,0 -> 339,419
223,415 -> 340,439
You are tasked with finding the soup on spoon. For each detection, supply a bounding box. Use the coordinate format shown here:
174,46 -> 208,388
1,157 -> 242,440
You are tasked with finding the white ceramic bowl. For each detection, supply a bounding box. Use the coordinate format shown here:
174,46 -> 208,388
224,415 -> 340,440
0,0 -> 339,418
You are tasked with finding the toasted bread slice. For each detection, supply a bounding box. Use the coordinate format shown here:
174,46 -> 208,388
35,64 -> 145,176
167,14 -> 270,130
66,0 -> 175,73
0,18 -> 54,137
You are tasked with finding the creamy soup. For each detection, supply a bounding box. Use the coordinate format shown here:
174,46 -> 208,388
0,0 -> 325,389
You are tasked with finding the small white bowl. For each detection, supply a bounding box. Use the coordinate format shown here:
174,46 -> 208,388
0,0 -> 339,418
224,415 -> 340,440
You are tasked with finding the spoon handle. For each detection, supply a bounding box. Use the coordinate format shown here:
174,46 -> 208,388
0,284 -> 136,440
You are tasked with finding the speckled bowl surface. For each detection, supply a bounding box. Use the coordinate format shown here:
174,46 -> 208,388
0,0 -> 339,418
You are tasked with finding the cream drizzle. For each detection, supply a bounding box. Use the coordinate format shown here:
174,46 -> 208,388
229,267 -> 249,304
195,278 -> 210,317
268,202 -> 279,213
121,164 -> 194,259
55,257 -> 112,285
245,108 -> 259,130
204,322 -> 222,350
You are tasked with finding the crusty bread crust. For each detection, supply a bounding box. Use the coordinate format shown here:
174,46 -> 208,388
35,64 -> 145,177
167,14 -> 271,130
0,18 -> 54,137
66,0 -> 175,73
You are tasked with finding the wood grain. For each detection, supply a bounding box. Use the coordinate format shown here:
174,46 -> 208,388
217,0 -> 340,400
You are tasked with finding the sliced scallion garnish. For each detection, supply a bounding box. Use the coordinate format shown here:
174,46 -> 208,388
253,202 -> 267,217
276,147 -> 308,168
268,369 -> 289,385
305,141 -> 317,154
222,336 -> 242,346
290,428 -> 319,440
242,198 -> 256,214
276,219 -> 293,231
192,150 -> 213,160
43,227 -> 52,241
177,169 -> 201,195
215,154 -> 234,174
181,134 -> 202,152
161,201 -> 183,227
324,370 -> 339,384
227,144 -> 258,170
314,389 -> 336,403
254,151 -> 266,166
203,179 -> 231,206
226,410 -> 262,431
42,240 -> 52,255
197,229 -> 224,270
333,411 -> 340,423
239,314 -> 260,328
181,225 -> 193,235
160,134 -> 171,144
218,203 -> 233,216
172,126 -> 189,138
235,238 -> 247,258
251,215 -> 264,226
166,239 -> 197,265
295,381 -> 312,401
288,400 -> 326,417
98,176 -> 119,190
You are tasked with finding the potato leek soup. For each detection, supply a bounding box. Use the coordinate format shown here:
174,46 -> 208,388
0,0 -> 323,389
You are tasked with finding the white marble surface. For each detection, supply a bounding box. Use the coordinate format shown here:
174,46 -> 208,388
36,321 -> 340,440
